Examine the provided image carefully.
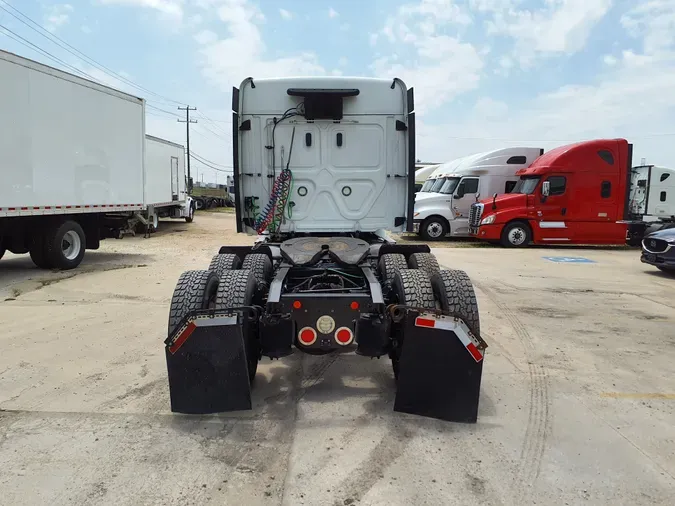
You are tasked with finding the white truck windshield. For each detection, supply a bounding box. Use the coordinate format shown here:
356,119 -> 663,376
420,179 -> 436,192
430,178 -> 447,193
439,177 -> 461,195
512,176 -> 540,195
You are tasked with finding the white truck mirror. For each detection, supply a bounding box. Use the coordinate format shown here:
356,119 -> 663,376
542,181 -> 550,197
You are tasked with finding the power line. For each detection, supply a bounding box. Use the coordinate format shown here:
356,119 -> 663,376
191,151 -> 232,169
190,154 -> 232,173
0,0 -> 185,107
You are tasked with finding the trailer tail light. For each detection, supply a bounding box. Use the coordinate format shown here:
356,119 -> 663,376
350,301 -> 360,310
293,300 -> 302,309
298,327 -> 317,346
335,327 -> 354,346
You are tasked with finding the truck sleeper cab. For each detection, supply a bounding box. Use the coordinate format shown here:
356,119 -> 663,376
469,138 -> 644,247
413,148 -> 543,241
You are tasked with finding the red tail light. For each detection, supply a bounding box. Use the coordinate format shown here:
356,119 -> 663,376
335,327 -> 354,346
298,327 -> 317,346
350,301 -> 359,310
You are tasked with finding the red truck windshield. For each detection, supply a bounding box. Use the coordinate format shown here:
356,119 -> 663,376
512,176 -> 541,194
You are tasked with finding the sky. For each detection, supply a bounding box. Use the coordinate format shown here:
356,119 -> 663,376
1,0 -> 675,184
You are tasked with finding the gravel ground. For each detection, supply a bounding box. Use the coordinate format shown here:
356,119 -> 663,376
0,211 -> 674,506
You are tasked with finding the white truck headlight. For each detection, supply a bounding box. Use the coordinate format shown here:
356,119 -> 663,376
481,215 -> 495,225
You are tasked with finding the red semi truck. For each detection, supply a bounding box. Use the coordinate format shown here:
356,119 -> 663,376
468,138 -> 652,246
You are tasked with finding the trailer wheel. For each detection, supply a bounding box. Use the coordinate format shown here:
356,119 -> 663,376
390,269 -> 436,379
501,221 -> 531,247
242,253 -> 273,291
44,220 -> 86,270
168,270 -> 219,335
431,269 -> 480,335
378,253 -> 408,287
408,252 -> 440,276
208,253 -> 241,277
215,269 -> 259,383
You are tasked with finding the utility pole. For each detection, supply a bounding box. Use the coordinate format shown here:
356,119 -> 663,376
177,106 -> 197,192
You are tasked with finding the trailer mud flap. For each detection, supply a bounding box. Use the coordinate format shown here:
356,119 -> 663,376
394,311 -> 485,423
164,309 -> 255,414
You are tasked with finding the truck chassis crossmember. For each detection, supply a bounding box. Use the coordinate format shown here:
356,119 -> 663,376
165,235 -> 488,423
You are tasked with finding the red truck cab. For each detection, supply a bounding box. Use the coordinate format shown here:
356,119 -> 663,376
468,139 -> 645,246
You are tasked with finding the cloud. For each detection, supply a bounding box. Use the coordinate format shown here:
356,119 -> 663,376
194,0 -> 326,91
97,0 -> 184,19
603,54 -> 617,66
370,1 -> 483,114
386,0 -> 675,168
328,7 -> 339,18
484,0 -> 612,67
44,4 -> 74,33
279,8 -> 292,20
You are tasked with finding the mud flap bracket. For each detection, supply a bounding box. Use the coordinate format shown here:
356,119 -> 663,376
393,309 -> 486,423
164,308 -> 259,414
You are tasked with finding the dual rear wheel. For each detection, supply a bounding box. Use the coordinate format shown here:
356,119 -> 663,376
168,253 -> 274,384
379,253 -> 480,379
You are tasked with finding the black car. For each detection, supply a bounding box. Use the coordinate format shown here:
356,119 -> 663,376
641,226 -> 675,273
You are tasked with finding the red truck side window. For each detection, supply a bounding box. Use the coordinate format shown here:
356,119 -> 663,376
547,176 -> 566,196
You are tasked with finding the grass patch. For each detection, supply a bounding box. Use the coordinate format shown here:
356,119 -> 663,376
200,207 -> 236,214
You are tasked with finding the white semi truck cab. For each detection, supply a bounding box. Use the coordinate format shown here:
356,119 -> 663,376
164,76 -> 488,424
413,148 -> 544,240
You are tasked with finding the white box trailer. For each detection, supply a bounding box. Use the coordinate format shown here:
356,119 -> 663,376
144,135 -> 193,228
0,50 -> 192,270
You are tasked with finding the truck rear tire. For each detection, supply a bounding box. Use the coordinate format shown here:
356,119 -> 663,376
242,253 -> 273,291
208,253 -> 241,277
420,216 -> 448,241
431,269 -> 480,335
30,233 -> 52,269
168,270 -> 219,335
44,220 -> 86,270
408,252 -> 440,276
378,253 -> 408,287
500,221 -> 531,248
215,269 -> 259,383
390,268 -> 436,379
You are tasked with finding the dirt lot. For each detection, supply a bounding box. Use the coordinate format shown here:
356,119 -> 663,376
1,211 -> 674,506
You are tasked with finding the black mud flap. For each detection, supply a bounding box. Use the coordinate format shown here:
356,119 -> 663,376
164,309 -> 256,414
393,310 -> 486,423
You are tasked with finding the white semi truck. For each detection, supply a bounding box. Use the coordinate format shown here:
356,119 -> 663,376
0,50 -> 193,270
413,148 -> 543,240
164,76 -> 487,423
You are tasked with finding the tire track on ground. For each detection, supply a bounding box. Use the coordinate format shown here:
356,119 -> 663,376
474,281 -> 551,504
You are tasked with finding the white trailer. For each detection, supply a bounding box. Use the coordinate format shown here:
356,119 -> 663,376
629,165 -> 675,224
0,49 -> 157,270
413,148 -> 543,240
144,135 -> 194,228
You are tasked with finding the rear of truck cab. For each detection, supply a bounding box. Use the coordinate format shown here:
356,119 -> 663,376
470,139 -> 634,246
